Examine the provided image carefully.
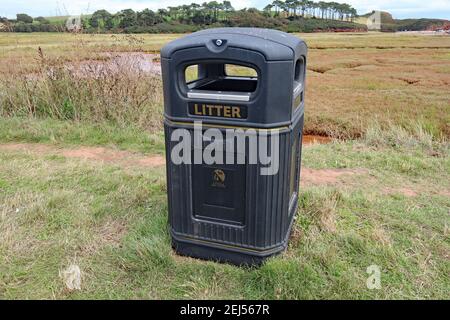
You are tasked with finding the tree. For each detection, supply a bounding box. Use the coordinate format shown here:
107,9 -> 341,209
329,2 -> 339,20
285,0 -> 297,17
208,1 -> 221,23
35,16 -> 50,24
14,22 -> 33,32
279,1 -> 289,17
89,10 -> 113,29
318,1 -> 327,19
6,0 -> 360,34
349,7 -> 357,22
263,4 -> 273,17
168,6 -> 180,20
157,9 -> 169,22
272,0 -> 283,17
137,9 -> 161,26
117,9 -> 137,28
223,1 -> 234,13
310,2 -> 319,18
229,8 -> 276,28
300,0 -> 307,17
16,13 -> 33,24
190,3 -> 204,24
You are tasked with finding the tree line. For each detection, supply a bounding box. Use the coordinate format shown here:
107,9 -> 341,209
263,1 -> 358,21
0,14 -> 60,32
87,0 -> 357,29
0,0 -> 362,33
87,1 -> 235,30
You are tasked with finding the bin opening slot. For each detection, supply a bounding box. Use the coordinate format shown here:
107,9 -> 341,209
225,64 -> 258,77
194,78 -> 257,92
294,57 -> 305,83
184,63 -> 258,97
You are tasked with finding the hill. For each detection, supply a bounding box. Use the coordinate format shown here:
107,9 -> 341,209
359,10 -> 450,32
2,4 -> 447,34
1,1 -> 366,34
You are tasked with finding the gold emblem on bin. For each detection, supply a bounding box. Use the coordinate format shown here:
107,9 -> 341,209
212,169 -> 226,188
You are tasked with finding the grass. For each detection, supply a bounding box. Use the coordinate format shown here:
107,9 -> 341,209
0,31 -> 449,299
0,117 -> 165,154
0,49 -> 164,130
0,121 -> 448,299
306,46 -> 450,138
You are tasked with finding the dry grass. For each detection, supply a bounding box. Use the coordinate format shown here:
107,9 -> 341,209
371,224 -> 392,247
306,46 -> 450,138
298,189 -> 342,233
0,32 -> 449,138
362,122 -> 448,156
0,48 -> 163,131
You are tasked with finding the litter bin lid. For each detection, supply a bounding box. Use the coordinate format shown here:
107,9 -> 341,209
161,27 -> 306,61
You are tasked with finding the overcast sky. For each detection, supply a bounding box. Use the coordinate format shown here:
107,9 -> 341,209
0,0 -> 449,19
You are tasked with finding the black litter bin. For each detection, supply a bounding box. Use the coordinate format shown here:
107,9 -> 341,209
161,28 -> 307,265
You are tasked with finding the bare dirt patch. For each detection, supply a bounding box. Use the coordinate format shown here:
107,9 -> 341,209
0,143 -> 165,168
382,186 -> 450,198
71,52 -> 162,77
383,187 -> 418,197
303,135 -> 332,145
0,142 -> 374,189
0,143 -> 54,154
61,147 -> 165,167
0,135 -> 329,168
438,191 -> 450,197
25,53 -> 162,81
0,143 -> 369,187
300,168 -> 367,186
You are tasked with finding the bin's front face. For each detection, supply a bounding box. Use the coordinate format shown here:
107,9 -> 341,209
162,28 -> 307,265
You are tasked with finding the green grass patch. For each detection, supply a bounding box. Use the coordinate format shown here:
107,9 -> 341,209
0,117 -> 165,154
0,126 -> 448,299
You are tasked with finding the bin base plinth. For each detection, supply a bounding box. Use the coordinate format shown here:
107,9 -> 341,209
171,235 -> 286,266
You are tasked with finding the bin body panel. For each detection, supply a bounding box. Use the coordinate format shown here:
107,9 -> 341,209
162,28 -> 307,265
